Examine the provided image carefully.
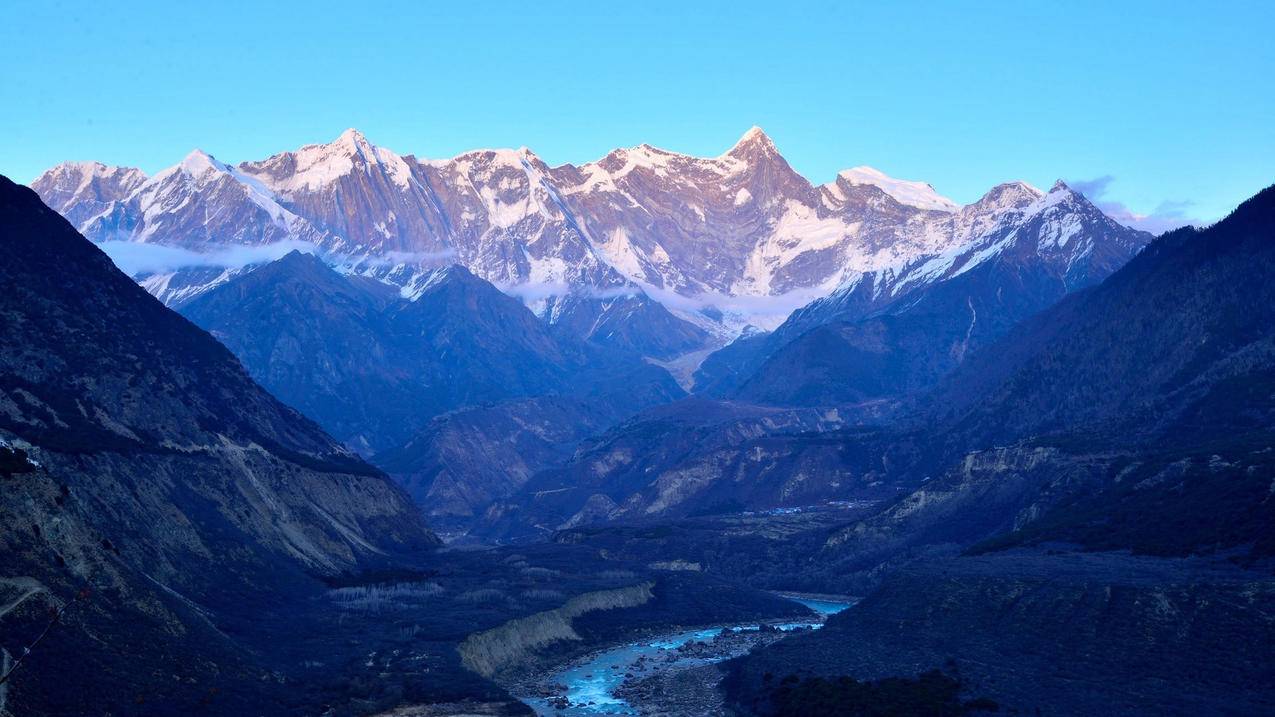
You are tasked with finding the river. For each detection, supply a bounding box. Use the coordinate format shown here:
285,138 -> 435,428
518,594 -> 854,716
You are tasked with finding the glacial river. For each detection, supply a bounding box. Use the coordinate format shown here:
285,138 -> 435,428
519,595 -> 853,716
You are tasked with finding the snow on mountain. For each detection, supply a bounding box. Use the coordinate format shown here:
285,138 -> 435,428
30,149 -> 336,304
237,129 -> 441,256
707,180 -> 1152,405
250,127 -> 416,194
789,179 -> 1148,333
539,127 -> 979,324
37,148 -> 332,250
834,166 -> 959,212
32,128 -> 1146,349
30,161 -> 147,229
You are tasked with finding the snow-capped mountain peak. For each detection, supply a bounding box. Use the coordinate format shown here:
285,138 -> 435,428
151,150 -> 301,227
240,128 -> 415,195
30,161 -> 148,228
835,166 -> 959,212
966,181 -> 1044,217
34,129 -> 1149,343
724,125 -> 780,160
1022,180 -> 1101,220
35,160 -> 147,189
334,127 -> 373,151
177,149 -> 231,179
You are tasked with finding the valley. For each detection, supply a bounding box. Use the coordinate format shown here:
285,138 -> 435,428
3,122 -> 1273,715
513,594 -> 853,716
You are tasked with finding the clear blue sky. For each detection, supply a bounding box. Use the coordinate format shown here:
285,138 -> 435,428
2,1 -> 1272,224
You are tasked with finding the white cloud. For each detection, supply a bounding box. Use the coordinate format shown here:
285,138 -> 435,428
96,239 -> 320,275
624,278 -> 827,330
1069,176 -> 1203,235
96,240 -> 460,277
347,249 -> 458,267
97,240 -> 827,332
498,281 -> 639,303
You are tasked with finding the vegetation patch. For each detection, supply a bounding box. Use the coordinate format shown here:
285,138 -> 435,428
757,670 -> 998,716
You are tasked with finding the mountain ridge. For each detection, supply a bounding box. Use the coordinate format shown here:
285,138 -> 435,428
179,249 -> 687,457
696,180 -> 1150,400
33,128 -> 1147,342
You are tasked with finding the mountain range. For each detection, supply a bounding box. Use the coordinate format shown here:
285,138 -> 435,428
29,129 -> 1153,538
14,124 -> 1274,716
0,173 -> 808,716
721,184 -> 1275,716
698,178 -> 1148,402
462,181 -> 1150,536
33,128 -> 1143,346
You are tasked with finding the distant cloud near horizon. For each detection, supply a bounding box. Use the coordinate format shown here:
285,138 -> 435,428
95,241 -> 457,276
347,249 -> 458,268
95,240 -> 321,275
1069,176 -> 1203,235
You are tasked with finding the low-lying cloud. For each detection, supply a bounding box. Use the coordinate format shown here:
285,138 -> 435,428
346,249 -> 458,267
496,278 -> 828,329
98,239 -> 827,330
97,241 -> 459,276
641,282 -> 830,330
1069,176 -> 1203,235
499,281 -> 639,303
96,240 -> 321,275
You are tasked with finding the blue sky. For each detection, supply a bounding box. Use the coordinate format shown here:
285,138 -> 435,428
2,1 -> 1271,226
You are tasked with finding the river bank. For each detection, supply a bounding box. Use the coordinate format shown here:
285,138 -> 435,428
513,594 -> 854,716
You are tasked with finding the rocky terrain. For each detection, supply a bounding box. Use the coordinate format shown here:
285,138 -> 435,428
476,401 -> 906,540
373,398 -> 625,533
698,180 -> 1149,402
0,177 -> 811,715
33,128 -> 1143,347
13,127 -> 1274,717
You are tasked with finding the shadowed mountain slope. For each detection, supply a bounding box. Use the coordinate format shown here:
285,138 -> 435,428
180,253 -> 686,455
711,182 -> 1150,405
722,186 -> 1275,717
0,176 -> 437,714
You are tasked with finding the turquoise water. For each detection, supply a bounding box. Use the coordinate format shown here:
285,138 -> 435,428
783,596 -> 852,617
520,595 -> 853,716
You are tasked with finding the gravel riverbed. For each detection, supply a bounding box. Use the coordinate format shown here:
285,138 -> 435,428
514,595 -> 853,716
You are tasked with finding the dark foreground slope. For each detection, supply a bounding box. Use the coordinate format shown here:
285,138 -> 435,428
724,186 -> 1275,715
0,176 -> 441,714
727,552 -> 1275,716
